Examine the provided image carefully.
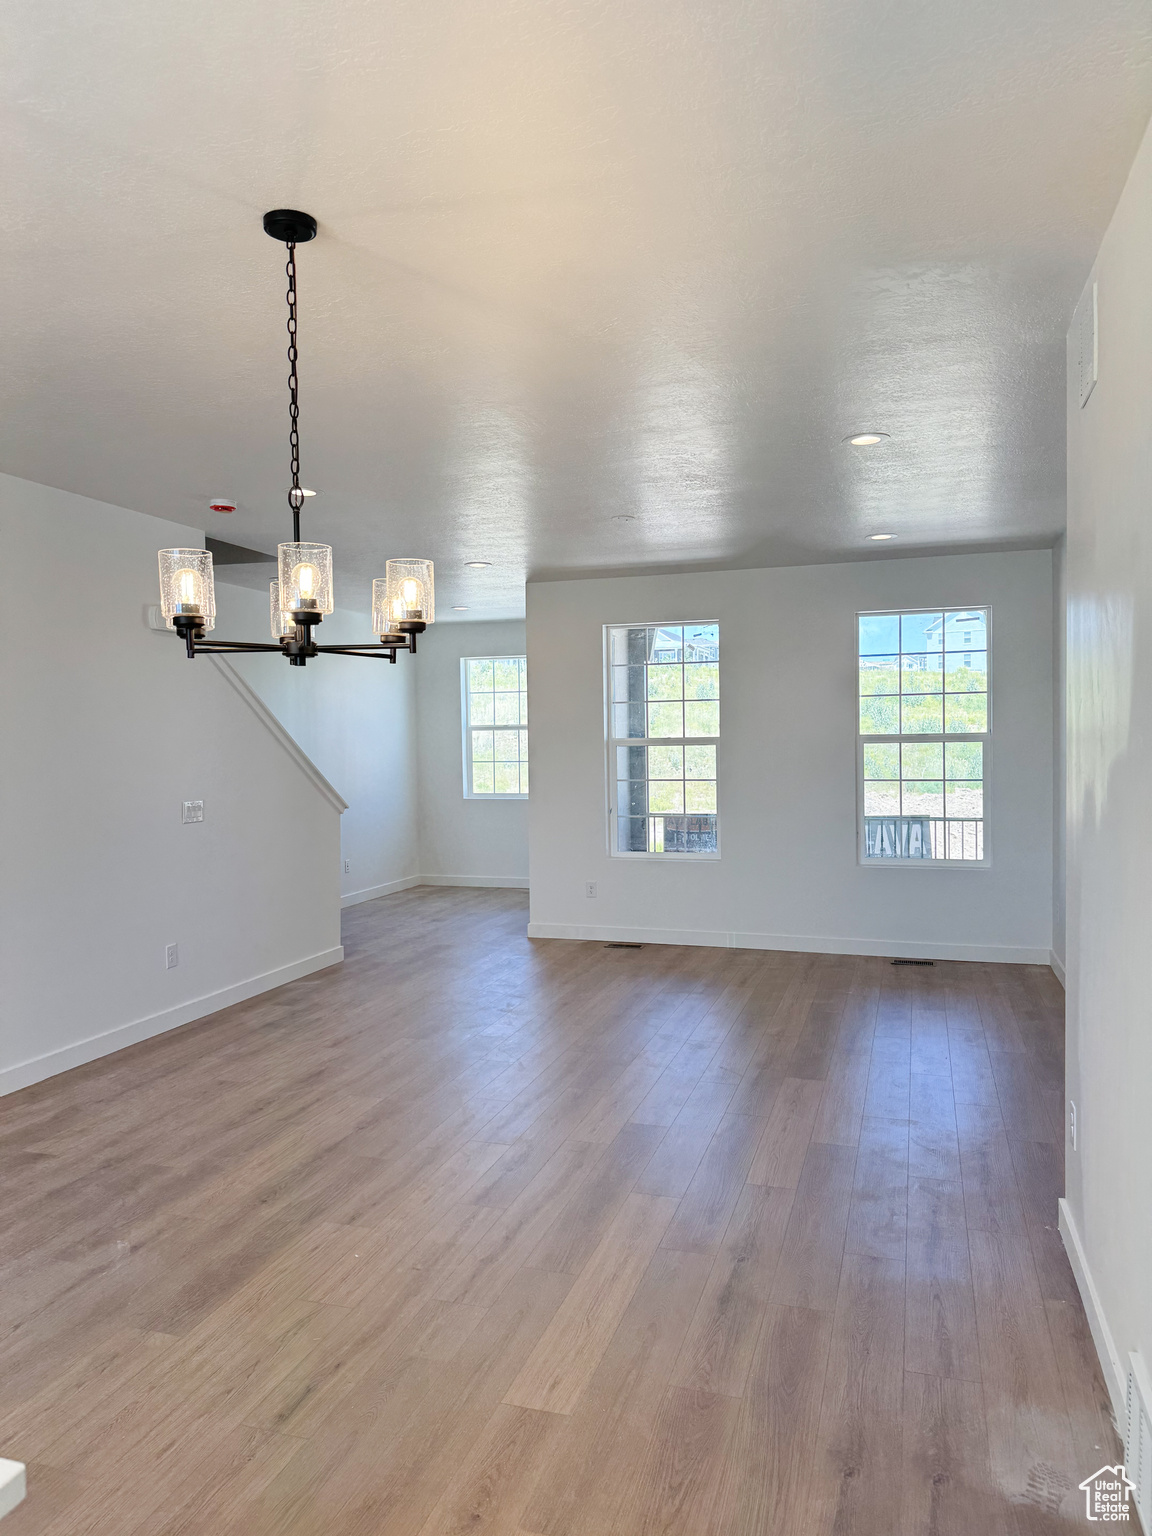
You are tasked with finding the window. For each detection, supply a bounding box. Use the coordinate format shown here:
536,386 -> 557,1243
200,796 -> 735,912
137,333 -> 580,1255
607,623 -> 719,855
858,608 -> 989,863
463,656 -> 528,797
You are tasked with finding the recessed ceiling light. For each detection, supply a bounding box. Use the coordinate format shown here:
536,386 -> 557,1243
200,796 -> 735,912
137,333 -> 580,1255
300,487 -> 317,496
452,605 -> 469,611
868,533 -> 895,541
465,561 -> 491,568
846,432 -> 889,447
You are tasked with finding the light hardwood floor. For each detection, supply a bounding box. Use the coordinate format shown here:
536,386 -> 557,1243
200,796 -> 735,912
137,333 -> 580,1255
0,888 -> 1120,1534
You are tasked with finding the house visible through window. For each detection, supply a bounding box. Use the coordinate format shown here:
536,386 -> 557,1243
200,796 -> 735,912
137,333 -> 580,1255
607,623 -> 719,855
463,656 -> 528,797
858,608 -> 989,862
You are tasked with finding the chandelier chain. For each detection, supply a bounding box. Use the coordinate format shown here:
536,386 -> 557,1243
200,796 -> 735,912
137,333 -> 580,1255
285,242 -> 303,536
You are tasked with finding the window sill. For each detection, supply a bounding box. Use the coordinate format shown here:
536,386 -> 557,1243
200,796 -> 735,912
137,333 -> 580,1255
611,852 -> 721,862
464,793 -> 529,802
859,858 -> 991,870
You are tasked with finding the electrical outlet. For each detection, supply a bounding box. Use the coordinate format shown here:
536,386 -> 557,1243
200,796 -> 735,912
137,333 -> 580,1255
344,859 -> 351,874
182,800 -> 204,824
585,881 -> 597,898
165,943 -> 179,970
1068,1099 -> 1077,1152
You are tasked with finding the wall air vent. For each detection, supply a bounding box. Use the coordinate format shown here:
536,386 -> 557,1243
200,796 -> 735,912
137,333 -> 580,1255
1126,1352 -> 1152,1532
891,958 -> 934,966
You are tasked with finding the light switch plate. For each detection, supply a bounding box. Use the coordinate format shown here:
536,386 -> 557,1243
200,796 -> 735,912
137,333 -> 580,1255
182,800 -> 204,824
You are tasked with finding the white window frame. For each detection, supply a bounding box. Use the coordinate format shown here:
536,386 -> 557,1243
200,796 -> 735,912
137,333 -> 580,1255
856,605 -> 991,869
605,620 -> 721,861
461,655 -> 529,800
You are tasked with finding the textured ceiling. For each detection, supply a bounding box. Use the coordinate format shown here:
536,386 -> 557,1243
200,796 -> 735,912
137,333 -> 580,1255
4,0 -> 1152,619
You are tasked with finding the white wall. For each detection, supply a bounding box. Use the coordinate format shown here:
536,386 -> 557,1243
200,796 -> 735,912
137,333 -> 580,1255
1,475 -> 343,1096
1062,111 -> 1152,1420
527,551 -> 1053,961
1052,533 -> 1067,978
213,594 -> 524,895
415,619 -> 529,887
214,582 -> 419,905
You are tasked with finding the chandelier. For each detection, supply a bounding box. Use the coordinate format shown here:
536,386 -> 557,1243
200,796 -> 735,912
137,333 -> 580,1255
157,209 -> 433,666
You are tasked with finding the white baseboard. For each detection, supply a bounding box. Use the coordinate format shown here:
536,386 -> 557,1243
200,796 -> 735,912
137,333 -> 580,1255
420,874 -> 530,890
1050,950 -> 1067,987
525,922 -> 1049,964
528,921 -> 732,948
341,876 -> 421,908
342,875 -> 529,908
1058,1197 -> 1127,1426
0,946 -> 344,1099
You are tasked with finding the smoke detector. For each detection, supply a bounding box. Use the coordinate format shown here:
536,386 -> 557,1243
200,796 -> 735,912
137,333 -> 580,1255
209,499 -> 236,514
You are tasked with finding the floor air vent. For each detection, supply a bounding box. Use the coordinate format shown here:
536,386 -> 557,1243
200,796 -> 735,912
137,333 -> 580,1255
891,958 -> 934,966
604,942 -> 643,949
1126,1353 -> 1152,1532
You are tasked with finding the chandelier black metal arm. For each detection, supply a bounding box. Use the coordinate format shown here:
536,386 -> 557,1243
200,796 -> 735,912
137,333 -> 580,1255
172,613 -> 423,665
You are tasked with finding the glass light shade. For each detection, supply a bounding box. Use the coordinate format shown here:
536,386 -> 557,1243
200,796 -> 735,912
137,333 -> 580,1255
385,558 -> 435,625
158,548 -> 215,631
277,542 -> 333,614
371,577 -> 403,636
269,580 -> 296,639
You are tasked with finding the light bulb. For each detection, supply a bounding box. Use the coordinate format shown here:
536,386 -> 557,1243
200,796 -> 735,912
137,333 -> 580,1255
159,548 -> 214,627
384,558 -> 434,626
294,563 -> 318,601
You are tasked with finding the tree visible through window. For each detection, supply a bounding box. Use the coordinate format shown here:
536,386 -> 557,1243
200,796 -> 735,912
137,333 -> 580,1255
858,609 -> 989,862
463,656 -> 528,797
607,623 -> 719,855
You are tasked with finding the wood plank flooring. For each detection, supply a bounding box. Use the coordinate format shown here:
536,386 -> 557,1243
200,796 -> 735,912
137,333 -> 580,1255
0,888 -> 1120,1533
